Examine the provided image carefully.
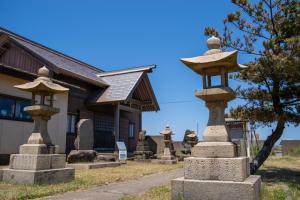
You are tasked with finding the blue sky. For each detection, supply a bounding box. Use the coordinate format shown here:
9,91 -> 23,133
1,0 -> 299,141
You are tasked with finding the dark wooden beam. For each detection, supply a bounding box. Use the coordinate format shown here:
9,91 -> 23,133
114,103 -> 120,146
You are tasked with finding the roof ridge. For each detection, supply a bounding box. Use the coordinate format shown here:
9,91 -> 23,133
98,64 -> 156,77
0,27 -> 104,73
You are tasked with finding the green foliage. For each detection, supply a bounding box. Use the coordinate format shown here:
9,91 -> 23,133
205,0 -> 300,126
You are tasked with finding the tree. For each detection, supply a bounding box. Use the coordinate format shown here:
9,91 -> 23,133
205,0 -> 300,174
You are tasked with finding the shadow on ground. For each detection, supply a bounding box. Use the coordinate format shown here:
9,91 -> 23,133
258,167 -> 300,188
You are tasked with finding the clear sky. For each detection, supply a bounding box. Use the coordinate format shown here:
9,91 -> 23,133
1,0 -> 299,141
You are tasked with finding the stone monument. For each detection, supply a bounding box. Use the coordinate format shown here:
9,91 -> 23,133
171,36 -> 261,199
157,125 -> 177,164
134,130 -> 153,161
2,66 -> 75,184
74,119 -> 94,150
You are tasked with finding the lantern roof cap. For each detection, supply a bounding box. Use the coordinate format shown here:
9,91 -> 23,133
160,125 -> 174,135
14,66 -> 69,93
187,132 -> 197,138
180,36 -> 247,75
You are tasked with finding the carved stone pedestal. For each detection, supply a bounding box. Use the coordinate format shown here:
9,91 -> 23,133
154,147 -> 177,164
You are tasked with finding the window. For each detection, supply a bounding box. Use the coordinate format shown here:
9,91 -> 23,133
0,95 -> 32,121
210,75 -> 221,87
129,122 -> 135,139
15,100 -> 32,120
67,114 -> 77,135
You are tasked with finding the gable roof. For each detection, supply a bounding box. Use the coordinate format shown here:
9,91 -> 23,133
95,65 -> 159,111
98,71 -> 144,103
0,27 -> 107,87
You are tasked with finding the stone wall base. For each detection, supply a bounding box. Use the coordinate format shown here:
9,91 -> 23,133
67,162 -> 120,170
2,168 -> 74,184
171,175 -> 261,200
152,159 -> 177,165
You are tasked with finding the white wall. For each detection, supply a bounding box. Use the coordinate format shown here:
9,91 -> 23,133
0,73 -> 68,154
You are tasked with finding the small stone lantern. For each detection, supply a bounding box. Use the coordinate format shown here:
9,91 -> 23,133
187,131 -> 197,147
171,36 -> 261,200
2,66 -> 75,184
158,125 -> 176,164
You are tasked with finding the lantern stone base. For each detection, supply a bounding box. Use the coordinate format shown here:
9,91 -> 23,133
202,125 -> 231,142
192,142 -> 236,158
154,147 -> 177,164
171,175 -> 261,200
2,168 -> 74,184
2,153 -> 75,184
20,144 -> 59,154
184,157 -> 250,182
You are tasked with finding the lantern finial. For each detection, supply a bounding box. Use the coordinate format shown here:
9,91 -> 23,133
38,66 -> 49,78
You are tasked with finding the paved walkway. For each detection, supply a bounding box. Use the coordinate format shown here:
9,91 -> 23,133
42,168 -> 183,200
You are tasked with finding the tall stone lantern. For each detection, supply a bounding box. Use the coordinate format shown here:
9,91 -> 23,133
171,37 -> 261,200
158,125 -> 177,164
3,66 -> 75,184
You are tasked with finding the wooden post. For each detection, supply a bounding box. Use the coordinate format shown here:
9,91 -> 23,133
207,76 -> 211,88
225,72 -> 228,87
114,103 -> 120,149
221,68 -> 226,87
203,76 -> 207,89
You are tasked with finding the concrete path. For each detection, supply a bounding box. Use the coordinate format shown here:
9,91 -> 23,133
42,168 -> 183,200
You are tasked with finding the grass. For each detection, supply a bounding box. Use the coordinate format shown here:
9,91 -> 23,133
121,156 -> 300,200
121,185 -> 172,200
0,161 -> 183,200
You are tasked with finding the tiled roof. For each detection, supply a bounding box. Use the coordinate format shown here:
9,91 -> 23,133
0,27 -> 107,87
97,71 -> 144,103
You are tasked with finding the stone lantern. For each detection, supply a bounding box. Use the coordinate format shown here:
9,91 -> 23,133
158,125 -> 177,164
187,131 -> 197,147
2,66 -> 75,184
171,37 -> 261,200
16,66 -> 68,154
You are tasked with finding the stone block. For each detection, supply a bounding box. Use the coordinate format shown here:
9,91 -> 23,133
192,142 -> 236,158
51,154 -> 66,168
184,157 -> 250,182
203,125 -> 230,142
2,168 -> 75,184
171,175 -> 261,200
9,154 -> 51,170
19,144 -> 48,154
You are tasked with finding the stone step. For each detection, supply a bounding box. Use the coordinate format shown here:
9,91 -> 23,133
172,175 -> 261,200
